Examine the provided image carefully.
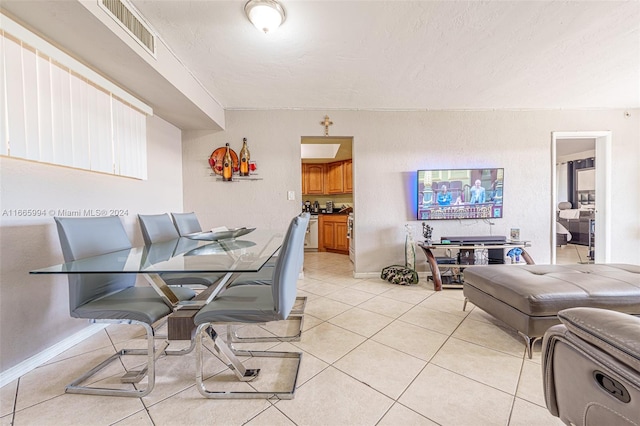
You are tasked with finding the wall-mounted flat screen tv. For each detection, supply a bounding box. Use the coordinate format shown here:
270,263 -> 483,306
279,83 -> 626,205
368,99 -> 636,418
417,168 -> 504,220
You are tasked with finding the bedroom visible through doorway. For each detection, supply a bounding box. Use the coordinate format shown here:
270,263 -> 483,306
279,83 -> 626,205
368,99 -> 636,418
555,138 -> 595,264
551,131 -> 611,265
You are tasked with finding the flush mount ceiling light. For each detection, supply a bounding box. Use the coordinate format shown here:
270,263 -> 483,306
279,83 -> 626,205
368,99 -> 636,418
244,0 -> 286,34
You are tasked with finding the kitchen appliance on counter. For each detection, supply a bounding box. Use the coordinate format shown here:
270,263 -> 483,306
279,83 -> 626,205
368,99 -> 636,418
313,201 -> 319,213
326,201 -> 333,213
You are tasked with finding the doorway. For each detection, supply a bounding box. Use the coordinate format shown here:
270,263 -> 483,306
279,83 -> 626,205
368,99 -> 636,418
300,136 -> 355,268
551,131 -> 611,264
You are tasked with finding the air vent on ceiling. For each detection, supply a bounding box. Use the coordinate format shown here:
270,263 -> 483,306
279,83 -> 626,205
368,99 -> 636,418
100,0 -> 155,56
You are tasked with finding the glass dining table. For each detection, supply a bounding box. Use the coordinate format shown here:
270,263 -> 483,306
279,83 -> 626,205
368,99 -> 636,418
30,229 -> 284,339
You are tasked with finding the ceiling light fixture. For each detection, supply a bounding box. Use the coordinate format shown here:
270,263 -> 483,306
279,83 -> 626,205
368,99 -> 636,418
244,0 -> 286,34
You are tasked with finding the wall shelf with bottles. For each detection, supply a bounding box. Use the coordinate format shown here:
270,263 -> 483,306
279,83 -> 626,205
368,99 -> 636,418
208,138 -> 259,182
211,174 -> 262,182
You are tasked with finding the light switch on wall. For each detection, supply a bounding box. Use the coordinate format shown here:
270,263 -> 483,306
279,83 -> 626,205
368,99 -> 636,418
287,191 -> 295,201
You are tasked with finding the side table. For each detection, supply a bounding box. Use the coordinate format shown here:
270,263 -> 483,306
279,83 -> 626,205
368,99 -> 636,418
418,241 -> 534,291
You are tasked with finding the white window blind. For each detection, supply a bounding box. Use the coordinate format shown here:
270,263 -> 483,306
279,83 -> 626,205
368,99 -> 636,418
0,19 -> 150,180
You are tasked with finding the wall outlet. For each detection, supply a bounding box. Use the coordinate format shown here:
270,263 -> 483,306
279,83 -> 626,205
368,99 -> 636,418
287,190 -> 295,201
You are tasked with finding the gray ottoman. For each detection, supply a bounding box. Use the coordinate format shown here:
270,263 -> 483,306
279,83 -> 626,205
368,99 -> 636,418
462,264 -> 640,358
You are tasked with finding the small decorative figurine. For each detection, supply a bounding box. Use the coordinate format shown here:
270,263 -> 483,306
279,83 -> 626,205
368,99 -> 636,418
422,222 -> 433,244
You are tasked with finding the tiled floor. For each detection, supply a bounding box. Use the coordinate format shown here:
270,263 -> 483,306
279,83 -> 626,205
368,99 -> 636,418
556,243 -> 591,264
1,252 -> 564,425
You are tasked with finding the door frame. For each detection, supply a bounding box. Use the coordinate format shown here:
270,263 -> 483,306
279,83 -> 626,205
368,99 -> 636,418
551,131 -> 611,263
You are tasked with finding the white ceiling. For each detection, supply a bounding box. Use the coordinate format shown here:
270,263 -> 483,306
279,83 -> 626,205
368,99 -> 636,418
556,138 -> 595,157
2,0 -> 639,124
131,0 -> 639,110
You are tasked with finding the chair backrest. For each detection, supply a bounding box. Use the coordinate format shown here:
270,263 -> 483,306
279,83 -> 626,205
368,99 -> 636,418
171,212 -> 202,236
54,216 -> 135,314
138,213 -> 179,245
542,307 -> 640,424
271,213 -> 310,320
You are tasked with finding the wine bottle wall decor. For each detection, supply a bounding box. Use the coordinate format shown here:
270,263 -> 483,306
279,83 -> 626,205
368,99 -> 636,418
208,138 -> 258,181
239,138 -> 251,176
222,143 -> 233,181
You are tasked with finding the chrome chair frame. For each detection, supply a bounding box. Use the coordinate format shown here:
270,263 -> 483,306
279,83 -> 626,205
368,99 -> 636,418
66,320 -> 163,397
54,216 -> 195,398
194,213 -> 309,399
195,324 -> 302,399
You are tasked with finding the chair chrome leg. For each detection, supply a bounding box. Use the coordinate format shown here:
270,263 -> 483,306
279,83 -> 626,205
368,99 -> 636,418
291,296 -> 307,315
199,325 -> 259,382
66,321 -> 158,397
228,314 -> 304,343
462,297 -> 469,311
196,323 -> 302,399
164,336 -> 197,356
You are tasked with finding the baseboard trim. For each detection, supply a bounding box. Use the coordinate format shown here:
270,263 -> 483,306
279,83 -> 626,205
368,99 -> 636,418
353,272 -> 379,279
0,323 -> 107,388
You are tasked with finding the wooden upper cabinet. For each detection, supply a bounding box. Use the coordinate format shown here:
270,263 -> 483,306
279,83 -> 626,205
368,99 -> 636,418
343,159 -> 353,193
302,163 -> 325,195
325,161 -> 344,194
302,160 -> 352,195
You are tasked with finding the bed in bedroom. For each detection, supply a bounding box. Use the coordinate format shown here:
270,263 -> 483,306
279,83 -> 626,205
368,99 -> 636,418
556,197 -> 595,247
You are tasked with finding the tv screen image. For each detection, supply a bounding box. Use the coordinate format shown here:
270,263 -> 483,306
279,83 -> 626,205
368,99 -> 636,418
417,168 -> 504,220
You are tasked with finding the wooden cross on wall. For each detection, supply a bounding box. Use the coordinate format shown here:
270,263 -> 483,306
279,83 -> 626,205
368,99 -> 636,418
320,115 -> 333,136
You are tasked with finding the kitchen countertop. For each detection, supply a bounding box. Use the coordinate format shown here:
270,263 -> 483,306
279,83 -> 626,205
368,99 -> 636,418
306,211 -> 351,215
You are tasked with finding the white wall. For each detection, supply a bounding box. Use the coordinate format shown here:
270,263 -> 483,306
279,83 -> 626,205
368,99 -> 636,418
0,115 -> 184,371
2,107 -> 638,373
183,109 -> 640,275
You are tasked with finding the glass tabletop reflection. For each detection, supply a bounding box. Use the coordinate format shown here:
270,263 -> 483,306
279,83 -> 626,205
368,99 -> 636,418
30,230 -> 284,275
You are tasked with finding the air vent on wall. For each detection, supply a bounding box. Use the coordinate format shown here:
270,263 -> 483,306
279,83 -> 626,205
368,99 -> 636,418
100,0 -> 155,56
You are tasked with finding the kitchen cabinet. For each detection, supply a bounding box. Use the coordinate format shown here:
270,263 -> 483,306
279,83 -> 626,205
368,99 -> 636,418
302,160 -> 352,195
325,161 -> 344,194
343,159 -> 352,193
319,214 -> 349,254
302,163 -> 325,195
329,159 -> 352,194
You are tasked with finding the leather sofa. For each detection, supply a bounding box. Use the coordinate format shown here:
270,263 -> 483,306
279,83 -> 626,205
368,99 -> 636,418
462,264 -> 640,358
542,308 -> 640,425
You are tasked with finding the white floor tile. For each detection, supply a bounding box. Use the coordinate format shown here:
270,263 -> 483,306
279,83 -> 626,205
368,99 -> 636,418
292,322 -> 365,364
430,337 -> 523,394
334,340 -> 426,399
377,403 -> 438,426
7,252 -> 567,425
277,367 -> 394,426
400,364 -> 514,426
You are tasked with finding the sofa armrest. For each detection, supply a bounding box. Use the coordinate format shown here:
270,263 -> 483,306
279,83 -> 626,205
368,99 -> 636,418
558,307 -> 640,372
